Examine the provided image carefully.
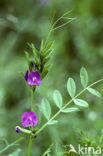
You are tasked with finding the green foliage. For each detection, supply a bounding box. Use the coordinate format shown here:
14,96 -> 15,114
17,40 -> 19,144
80,67 -> 88,88
0,138 -> 23,155
67,78 -> 76,98
40,40 -> 45,52
39,66 -> 101,127
45,41 -> 53,51
53,90 -> 63,109
87,88 -> 101,98
74,99 -> 88,107
0,0 -> 103,155
25,51 -> 30,63
61,107 -> 79,113
43,144 -> 53,156
50,10 -> 75,32
41,98 -> 51,120
24,40 -> 54,82
29,43 -> 39,63
77,129 -> 103,152
47,120 -> 58,125
38,67 -> 102,150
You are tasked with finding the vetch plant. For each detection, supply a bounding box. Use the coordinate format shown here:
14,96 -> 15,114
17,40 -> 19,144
0,11 -> 103,156
16,43 -> 103,156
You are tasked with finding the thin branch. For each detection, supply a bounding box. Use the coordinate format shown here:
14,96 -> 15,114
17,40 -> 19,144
50,18 -> 75,32
0,138 -> 8,146
0,137 -> 24,154
45,9 -> 74,45
34,78 -> 103,136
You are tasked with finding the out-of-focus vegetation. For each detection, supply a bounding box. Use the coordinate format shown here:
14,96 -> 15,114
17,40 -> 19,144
0,0 -> 103,155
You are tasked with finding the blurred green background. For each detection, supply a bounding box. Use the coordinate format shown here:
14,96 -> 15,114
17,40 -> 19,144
0,0 -> 103,155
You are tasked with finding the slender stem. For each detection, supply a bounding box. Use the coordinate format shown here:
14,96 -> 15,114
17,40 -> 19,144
45,10 -> 73,45
31,89 -> 34,111
0,137 -> 24,154
27,87 -> 36,156
51,18 -> 75,32
27,135 -> 33,156
34,78 -> 103,136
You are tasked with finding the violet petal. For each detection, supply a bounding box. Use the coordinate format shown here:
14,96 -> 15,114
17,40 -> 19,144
25,70 -> 29,81
27,72 -> 41,86
15,126 -> 22,133
21,111 -> 38,127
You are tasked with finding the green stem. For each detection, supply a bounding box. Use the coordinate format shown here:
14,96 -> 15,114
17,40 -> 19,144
34,78 -> 103,136
45,10 -> 73,45
0,137 -> 23,154
27,87 -> 36,156
31,89 -> 34,111
27,135 -> 33,156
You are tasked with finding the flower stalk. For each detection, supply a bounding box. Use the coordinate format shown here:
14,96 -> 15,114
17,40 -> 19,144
27,87 -> 36,156
31,87 -> 36,111
28,135 -> 33,156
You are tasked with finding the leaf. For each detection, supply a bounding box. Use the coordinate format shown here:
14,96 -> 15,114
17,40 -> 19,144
45,57 -> 51,64
44,49 -> 52,57
41,70 -> 48,79
30,43 -> 39,62
87,88 -> 101,98
61,107 -> 79,113
8,149 -> 22,156
43,144 -> 53,156
25,51 -> 30,62
46,41 -> 53,51
41,98 -> 51,120
31,43 -> 37,55
40,40 -> 45,52
47,120 -> 58,125
67,78 -> 76,98
43,64 -> 50,72
74,99 -> 88,107
53,90 -> 63,108
80,67 -> 88,88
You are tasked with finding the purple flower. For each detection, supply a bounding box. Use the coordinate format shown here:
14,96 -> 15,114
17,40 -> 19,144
21,112 -> 38,127
25,70 -> 28,81
15,126 -> 22,133
25,71 -> 41,86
